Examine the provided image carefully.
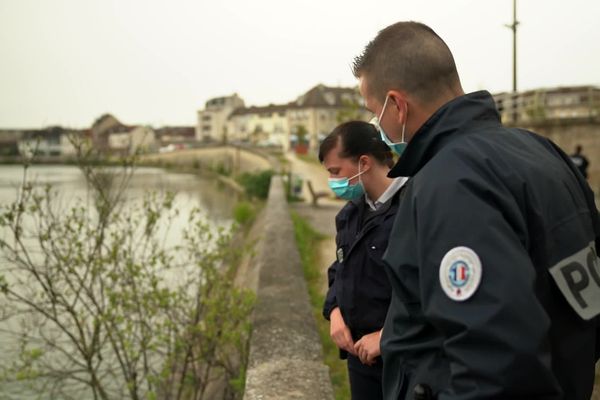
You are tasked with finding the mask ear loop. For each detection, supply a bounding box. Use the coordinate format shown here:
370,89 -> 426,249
358,158 -> 363,186
401,121 -> 406,143
401,102 -> 408,143
379,95 -> 391,122
349,157 -> 367,183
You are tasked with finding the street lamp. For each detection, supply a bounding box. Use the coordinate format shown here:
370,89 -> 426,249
505,0 -> 519,122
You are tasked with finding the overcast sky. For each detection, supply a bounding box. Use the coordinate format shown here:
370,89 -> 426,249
1,0 -> 599,129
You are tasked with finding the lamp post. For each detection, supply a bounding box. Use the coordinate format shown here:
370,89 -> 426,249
505,0 -> 519,123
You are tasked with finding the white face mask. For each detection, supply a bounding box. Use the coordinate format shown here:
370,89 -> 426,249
370,95 -> 408,156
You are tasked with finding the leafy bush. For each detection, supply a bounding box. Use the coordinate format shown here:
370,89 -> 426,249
214,162 -> 231,176
0,163 -> 255,400
233,201 -> 256,226
236,170 -> 274,200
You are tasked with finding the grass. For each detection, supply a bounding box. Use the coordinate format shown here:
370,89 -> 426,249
290,211 -> 350,400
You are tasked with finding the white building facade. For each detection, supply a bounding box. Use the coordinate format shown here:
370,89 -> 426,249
224,84 -> 371,153
196,94 -> 245,143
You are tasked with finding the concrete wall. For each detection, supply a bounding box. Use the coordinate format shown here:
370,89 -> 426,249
243,177 -> 334,400
518,119 -> 600,194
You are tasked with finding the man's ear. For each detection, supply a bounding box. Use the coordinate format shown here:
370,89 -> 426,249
388,90 -> 409,124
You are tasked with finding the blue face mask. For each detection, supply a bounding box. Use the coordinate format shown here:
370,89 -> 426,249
328,168 -> 365,200
370,95 -> 408,157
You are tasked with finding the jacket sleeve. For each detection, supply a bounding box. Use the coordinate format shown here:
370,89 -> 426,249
322,260 -> 339,320
415,174 -> 561,398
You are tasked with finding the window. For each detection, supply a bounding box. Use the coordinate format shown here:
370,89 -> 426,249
324,92 -> 336,106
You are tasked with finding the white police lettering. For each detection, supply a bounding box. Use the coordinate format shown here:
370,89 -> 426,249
549,241 -> 600,320
439,246 -> 482,301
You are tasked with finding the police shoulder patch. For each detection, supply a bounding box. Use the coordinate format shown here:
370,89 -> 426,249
439,246 -> 482,301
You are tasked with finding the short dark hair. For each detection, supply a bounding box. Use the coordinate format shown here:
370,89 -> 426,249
318,121 -> 394,168
353,21 -> 461,103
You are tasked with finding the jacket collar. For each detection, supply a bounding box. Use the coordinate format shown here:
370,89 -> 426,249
388,91 -> 502,178
342,189 -> 398,226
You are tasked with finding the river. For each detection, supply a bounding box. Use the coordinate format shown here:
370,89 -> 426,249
0,165 -> 238,225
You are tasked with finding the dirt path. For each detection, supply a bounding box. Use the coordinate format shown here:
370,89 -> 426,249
285,152 -> 343,207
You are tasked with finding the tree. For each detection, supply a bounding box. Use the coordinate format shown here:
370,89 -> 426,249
295,125 -> 308,145
0,152 -> 254,399
336,98 -> 366,124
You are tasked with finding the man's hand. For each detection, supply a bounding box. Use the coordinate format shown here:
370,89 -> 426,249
353,330 -> 381,365
329,307 -> 356,355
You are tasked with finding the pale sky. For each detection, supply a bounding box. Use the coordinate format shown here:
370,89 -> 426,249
1,0 -> 599,129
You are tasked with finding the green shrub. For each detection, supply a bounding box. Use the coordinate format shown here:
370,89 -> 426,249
214,161 -> 231,176
233,201 -> 256,226
236,170 -> 274,200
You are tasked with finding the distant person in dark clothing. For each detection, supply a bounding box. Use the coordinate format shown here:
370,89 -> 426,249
320,121 -> 407,400
570,144 -> 590,179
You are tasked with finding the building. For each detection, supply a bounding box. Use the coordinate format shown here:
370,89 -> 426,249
196,94 -> 245,143
91,114 -> 130,152
228,104 -> 290,149
155,126 -> 196,145
90,114 -> 156,155
493,86 -> 600,124
107,125 -> 156,156
17,127 -> 87,157
0,130 -> 24,156
287,84 -> 370,152
223,84 -> 370,152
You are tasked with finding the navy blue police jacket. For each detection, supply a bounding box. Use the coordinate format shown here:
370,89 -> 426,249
381,91 -> 600,400
323,190 -> 400,353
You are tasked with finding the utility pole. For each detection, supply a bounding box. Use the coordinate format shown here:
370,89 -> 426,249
505,0 -> 519,122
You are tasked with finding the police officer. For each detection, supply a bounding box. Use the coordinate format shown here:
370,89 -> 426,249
320,121 -> 407,400
352,21 -> 600,399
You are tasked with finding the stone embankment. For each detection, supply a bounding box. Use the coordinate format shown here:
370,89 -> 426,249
243,177 -> 334,400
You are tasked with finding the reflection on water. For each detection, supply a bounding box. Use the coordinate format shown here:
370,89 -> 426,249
0,165 -> 237,225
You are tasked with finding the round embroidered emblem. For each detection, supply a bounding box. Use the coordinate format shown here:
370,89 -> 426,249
439,246 -> 482,301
